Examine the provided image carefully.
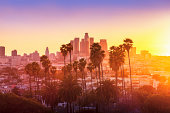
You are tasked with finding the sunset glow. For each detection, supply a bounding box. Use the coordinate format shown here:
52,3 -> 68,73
0,0 -> 170,56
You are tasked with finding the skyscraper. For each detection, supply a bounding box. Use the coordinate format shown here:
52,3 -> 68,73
0,46 -> 5,57
11,50 -> 17,56
80,39 -> 85,56
100,39 -> 108,52
90,37 -> 94,47
45,47 -> 49,57
84,33 -> 90,56
73,38 -> 79,54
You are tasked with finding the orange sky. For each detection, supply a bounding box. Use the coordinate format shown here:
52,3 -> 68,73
0,1 -> 170,56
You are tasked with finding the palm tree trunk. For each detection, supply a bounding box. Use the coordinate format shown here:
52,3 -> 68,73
29,76 -> 32,97
98,65 -> 101,86
64,56 -> 66,77
70,52 -> 71,64
91,71 -> 93,91
95,68 -> 99,87
84,70 -> 86,91
120,65 -> 124,93
69,102 -> 72,113
101,63 -> 104,81
128,52 -> 132,93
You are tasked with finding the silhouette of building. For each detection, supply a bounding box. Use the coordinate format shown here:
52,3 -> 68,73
100,39 -> 108,52
130,47 -> 136,56
73,38 -> 79,55
0,46 -> 5,57
80,38 -> 85,56
45,47 -> 49,57
11,50 -> 17,56
32,51 -> 40,61
90,37 -> 94,47
84,33 -> 90,56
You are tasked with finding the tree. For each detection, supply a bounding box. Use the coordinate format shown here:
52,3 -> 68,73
58,75 -> 82,113
0,93 -> 52,113
40,55 -> 51,83
25,63 -> 33,97
143,95 -> 170,113
95,80 -> 117,113
60,44 -> 68,76
109,46 -> 125,88
73,60 -> 78,80
50,66 -> 57,84
90,43 -> 105,86
31,62 -> 41,94
87,63 -> 95,91
123,38 -> 133,93
66,43 -> 73,64
78,58 -> 87,92
41,83 -> 58,111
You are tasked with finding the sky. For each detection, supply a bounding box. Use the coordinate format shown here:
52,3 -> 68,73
0,0 -> 170,56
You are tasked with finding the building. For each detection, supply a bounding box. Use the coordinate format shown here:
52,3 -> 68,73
84,33 -> 90,56
32,51 -> 40,61
90,37 -> 94,47
80,39 -> 85,56
73,38 -> 79,54
100,39 -> 108,52
0,46 -> 5,57
45,47 -> 49,57
11,50 -> 17,56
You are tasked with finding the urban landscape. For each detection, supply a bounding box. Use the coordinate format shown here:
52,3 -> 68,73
0,0 -> 170,113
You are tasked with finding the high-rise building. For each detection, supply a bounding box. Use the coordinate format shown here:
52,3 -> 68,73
0,46 -> 5,57
84,33 -> 90,56
45,47 -> 49,57
73,38 -> 79,54
100,39 -> 108,52
80,39 -> 85,56
90,37 -> 94,47
11,50 -> 17,56
130,47 -> 136,56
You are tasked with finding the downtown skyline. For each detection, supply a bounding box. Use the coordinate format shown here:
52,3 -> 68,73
1,0 -> 170,56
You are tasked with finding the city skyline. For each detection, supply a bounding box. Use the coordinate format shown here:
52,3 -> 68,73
1,0 -> 170,56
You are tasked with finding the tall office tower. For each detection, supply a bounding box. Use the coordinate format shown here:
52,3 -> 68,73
100,39 -> 108,52
11,50 -> 17,56
45,47 -> 49,57
80,39 -> 85,56
130,47 -> 136,56
0,46 -> 5,57
73,38 -> 79,54
84,33 -> 90,56
90,37 -> 94,47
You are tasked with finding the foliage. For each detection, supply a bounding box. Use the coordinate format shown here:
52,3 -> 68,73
0,93 -> 53,113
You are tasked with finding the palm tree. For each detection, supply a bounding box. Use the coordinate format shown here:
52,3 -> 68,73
119,44 -> 126,92
60,44 -> 68,76
66,43 -> 73,64
90,43 -> 105,86
31,62 -> 41,95
58,75 -> 82,113
123,38 -> 133,93
40,55 -> 51,84
73,60 -> 78,80
96,80 -> 117,113
109,46 -> 125,88
78,58 -> 87,92
87,63 -> 95,91
25,63 -> 33,97
41,83 -> 58,111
